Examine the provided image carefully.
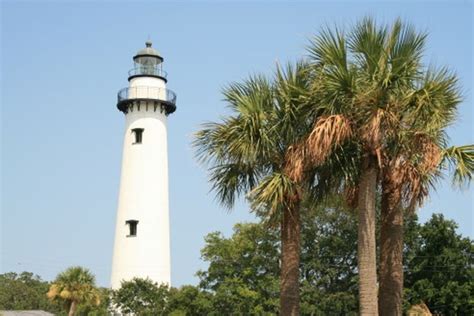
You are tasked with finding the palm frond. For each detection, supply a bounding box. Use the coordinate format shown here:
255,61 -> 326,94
274,60 -> 314,141
284,141 -> 308,183
307,25 -> 355,99
308,25 -> 347,69
307,114 -> 352,165
442,145 -> 474,187
208,163 -> 262,209
194,77 -> 279,168
248,172 -> 298,217
348,16 -> 387,77
408,66 -> 461,132
388,19 -> 427,86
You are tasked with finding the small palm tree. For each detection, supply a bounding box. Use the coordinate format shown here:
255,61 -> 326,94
194,62 -> 316,315
47,266 -> 101,316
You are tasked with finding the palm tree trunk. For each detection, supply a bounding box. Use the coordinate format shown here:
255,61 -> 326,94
280,199 -> 301,316
379,179 -> 403,316
357,158 -> 379,315
68,300 -> 78,316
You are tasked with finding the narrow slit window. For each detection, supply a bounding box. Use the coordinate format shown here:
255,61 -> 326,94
125,220 -> 139,237
131,128 -> 144,144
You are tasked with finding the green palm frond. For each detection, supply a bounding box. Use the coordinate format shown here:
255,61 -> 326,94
208,163 -> 263,209
193,77 -> 278,164
194,62 -> 316,212
442,145 -> 474,187
407,66 -> 461,133
274,60 -> 314,141
388,19 -> 426,85
308,25 -> 355,101
223,75 -> 274,113
348,16 -> 387,77
249,172 -> 298,216
308,25 -> 347,69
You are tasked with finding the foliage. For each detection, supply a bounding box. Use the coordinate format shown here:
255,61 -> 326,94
305,17 -> 471,314
404,214 -> 474,315
198,222 -> 280,314
193,61 -> 318,219
111,277 -> 169,315
193,56 -> 318,314
197,200 -> 360,315
167,285 -> 213,316
75,287 -> 111,316
0,272 -> 61,313
47,266 -> 101,316
1,212 -> 471,315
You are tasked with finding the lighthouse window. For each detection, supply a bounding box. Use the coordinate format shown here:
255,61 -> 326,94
131,128 -> 144,144
125,220 -> 139,237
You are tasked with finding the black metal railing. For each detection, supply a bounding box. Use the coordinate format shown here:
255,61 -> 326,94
117,86 -> 177,106
128,66 -> 168,78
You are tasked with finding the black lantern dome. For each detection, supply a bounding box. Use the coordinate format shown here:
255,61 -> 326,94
133,40 -> 164,65
128,41 -> 167,82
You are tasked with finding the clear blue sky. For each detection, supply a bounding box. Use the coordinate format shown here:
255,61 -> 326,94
1,1 -> 472,287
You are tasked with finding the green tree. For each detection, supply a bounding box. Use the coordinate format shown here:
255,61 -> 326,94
75,287 -> 111,316
167,285 -> 213,316
197,208 -> 472,315
299,202 -> 359,315
0,272 -> 61,313
194,62 -> 316,314
197,199 -> 359,315
111,277 -> 169,315
404,214 -> 474,315
47,266 -> 101,316
198,223 -> 280,314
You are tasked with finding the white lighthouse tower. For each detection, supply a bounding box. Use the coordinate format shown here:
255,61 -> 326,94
111,41 -> 176,289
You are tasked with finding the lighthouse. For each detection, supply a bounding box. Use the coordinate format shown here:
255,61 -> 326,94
111,41 -> 176,289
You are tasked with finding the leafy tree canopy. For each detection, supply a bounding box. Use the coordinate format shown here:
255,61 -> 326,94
404,214 -> 474,315
111,277 -> 170,315
0,272 -> 61,313
1,212 -> 471,315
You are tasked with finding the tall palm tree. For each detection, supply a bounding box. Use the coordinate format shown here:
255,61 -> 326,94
302,20 -> 392,315
303,18 -> 472,315
47,266 -> 101,316
194,63 -> 316,315
378,65 -> 472,313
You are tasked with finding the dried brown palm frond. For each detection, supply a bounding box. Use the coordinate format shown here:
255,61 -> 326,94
360,109 -> 391,154
47,284 -> 59,299
403,166 -> 428,213
384,156 -> 410,207
284,142 -> 307,183
307,114 -> 352,165
343,185 -> 359,210
385,156 -> 406,186
412,133 -> 442,174
388,157 -> 428,213
361,108 -> 399,168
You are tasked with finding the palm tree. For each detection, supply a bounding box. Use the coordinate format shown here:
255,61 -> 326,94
194,62 -> 316,315
378,74 -> 472,314
380,144 -> 473,315
303,18 -> 473,315
47,266 -> 101,316
302,20 -> 392,314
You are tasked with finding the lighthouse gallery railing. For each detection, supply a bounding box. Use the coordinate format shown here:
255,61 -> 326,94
117,86 -> 177,106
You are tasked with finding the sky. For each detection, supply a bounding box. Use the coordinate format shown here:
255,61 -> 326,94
1,0 -> 472,288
